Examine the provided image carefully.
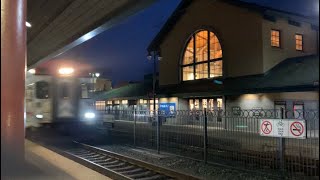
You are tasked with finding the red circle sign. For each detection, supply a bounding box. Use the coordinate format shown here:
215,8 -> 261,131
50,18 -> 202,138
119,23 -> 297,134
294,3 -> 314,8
290,122 -> 304,136
261,120 -> 272,134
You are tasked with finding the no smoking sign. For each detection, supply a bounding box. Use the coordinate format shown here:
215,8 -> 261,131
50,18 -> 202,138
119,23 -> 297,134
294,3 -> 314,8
290,122 -> 304,136
260,119 -> 306,139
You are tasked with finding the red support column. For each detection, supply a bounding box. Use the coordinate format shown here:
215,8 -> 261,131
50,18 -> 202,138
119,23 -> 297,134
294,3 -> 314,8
1,0 -> 27,174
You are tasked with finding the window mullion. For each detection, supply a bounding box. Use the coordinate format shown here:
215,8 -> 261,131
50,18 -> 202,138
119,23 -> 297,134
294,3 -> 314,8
193,34 -> 196,80
207,31 -> 210,78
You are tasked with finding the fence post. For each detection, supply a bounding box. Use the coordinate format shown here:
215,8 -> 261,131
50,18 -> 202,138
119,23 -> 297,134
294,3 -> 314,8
134,108 -> 136,147
157,110 -> 160,154
204,108 -> 208,163
278,108 -> 285,171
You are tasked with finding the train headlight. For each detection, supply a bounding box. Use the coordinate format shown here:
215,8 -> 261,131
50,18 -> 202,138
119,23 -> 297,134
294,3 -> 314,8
36,114 -> 43,119
84,112 -> 95,119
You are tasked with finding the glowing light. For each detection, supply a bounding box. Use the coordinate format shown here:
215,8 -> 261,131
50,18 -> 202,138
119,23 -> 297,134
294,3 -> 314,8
28,69 -> 36,74
36,114 -> 43,119
95,73 -> 100,77
84,112 -> 95,119
26,22 -> 32,28
81,32 -> 95,41
58,67 -> 74,75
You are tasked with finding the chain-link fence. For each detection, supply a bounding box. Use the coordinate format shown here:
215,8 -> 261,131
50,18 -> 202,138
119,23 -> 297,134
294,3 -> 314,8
98,109 -> 319,177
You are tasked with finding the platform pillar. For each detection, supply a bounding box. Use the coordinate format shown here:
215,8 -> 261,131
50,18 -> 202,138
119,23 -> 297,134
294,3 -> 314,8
1,0 -> 27,175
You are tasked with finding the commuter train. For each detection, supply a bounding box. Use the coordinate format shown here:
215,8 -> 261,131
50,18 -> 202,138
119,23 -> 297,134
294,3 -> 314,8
25,68 -> 98,130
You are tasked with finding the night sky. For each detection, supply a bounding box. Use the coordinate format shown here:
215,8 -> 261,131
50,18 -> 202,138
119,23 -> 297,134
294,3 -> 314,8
39,0 -> 319,86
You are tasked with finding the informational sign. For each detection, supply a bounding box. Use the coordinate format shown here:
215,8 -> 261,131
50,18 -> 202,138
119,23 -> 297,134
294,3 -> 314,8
159,103 -> 176,117
259,119 -> 306,139
232,106 -> 241,116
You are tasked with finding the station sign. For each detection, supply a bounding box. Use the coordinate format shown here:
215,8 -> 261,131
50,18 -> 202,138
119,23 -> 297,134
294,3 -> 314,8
259,119 -> 306,139
159,103 -> 176,117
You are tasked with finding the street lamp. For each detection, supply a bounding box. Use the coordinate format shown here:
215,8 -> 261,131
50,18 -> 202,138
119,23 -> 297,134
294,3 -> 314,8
147,50 -> 162,154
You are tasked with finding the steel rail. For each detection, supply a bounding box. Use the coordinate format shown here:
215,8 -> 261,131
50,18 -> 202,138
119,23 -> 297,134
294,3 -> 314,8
67,141 -> 201,180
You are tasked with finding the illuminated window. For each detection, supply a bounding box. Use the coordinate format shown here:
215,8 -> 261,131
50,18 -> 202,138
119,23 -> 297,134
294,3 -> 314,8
195,31 -> 208,62
189,99 -> 194,110
183,66 -> 194,81
114,100 -> 120,104
183,37 -> 194,65
150,99 -> 158,104
195,63 -> 208,79
150,104 -> 159,115
210,61 -> 222,78
202,99 -> 207,109
189,98 -> 216,110
182,30 -> 223,81
194,99 -> 200,110
121,100 -> 128,105
208,99 -> 214,110
107,101 -> 112,105
295,34 -> 303,51
271,30 -> 280,47
95,101 -> 105,110
217,98 -> 223,108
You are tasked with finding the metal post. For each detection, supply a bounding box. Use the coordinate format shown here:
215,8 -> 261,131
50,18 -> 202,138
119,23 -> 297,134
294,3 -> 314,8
278,108 -> 285,171
204,108 -> 208,163
134,108 -> 136,147
152,52 -> 160,154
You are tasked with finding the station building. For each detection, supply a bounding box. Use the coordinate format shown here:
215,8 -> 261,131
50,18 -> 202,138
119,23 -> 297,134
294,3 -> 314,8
95,0 -> 319,117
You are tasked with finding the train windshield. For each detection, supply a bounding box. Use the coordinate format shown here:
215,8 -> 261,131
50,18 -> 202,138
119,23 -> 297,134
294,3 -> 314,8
35,81 -> 50,99
61,82 -> 70,98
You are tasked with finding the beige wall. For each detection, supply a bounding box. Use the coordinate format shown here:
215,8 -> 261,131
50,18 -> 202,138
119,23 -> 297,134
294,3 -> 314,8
227,92 -> 319,110
262,18 -> 318,72
95,78 -> 112,91
159,0 -> 264,86
158,0 -> 318,86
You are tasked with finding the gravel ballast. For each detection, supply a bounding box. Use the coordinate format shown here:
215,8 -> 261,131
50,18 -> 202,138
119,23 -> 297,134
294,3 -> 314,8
97,144 -> 289,180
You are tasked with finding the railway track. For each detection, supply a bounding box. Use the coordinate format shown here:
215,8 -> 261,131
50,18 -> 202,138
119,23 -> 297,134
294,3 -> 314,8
64,141 -> 201,180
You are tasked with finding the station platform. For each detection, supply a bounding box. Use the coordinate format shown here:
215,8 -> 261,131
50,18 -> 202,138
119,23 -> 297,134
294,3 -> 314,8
2,140 -> 111,180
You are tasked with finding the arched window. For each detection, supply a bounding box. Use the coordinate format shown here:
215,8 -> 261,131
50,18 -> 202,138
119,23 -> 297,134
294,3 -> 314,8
182,30 -> 223,81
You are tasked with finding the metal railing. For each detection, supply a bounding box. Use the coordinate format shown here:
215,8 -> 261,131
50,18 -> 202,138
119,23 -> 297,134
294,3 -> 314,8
97,109 -> 319,177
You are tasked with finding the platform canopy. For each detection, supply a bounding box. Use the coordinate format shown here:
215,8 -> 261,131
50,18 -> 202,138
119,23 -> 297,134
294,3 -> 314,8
27,0 -> 155,67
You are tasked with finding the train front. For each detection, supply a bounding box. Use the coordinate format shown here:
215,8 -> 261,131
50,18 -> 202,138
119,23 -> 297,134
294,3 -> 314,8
54,67 -> 99,128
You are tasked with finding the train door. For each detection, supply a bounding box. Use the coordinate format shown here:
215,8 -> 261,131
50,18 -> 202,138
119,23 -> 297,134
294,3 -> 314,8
52,77 -> 79,123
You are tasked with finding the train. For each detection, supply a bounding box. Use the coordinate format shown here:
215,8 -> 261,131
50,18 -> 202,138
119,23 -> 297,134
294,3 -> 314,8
25,67 -> 99,131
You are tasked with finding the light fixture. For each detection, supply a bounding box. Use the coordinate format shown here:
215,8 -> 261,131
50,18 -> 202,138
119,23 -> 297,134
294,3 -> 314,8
95,73 -> 100,77
147,52 -> 152,60
28,69 -> 36,74
26,21 -> 32,28
157,51 -> 162,61
58,67 -> 74,75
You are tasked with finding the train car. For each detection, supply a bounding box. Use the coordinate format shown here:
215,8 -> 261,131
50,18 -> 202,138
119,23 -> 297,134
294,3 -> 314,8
25,68 -> 98,130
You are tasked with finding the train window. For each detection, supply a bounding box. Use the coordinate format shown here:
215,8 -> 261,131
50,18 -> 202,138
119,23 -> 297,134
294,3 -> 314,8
81,84 -> 89,99
35,81 -> 49,99
61,83 -> 70,98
